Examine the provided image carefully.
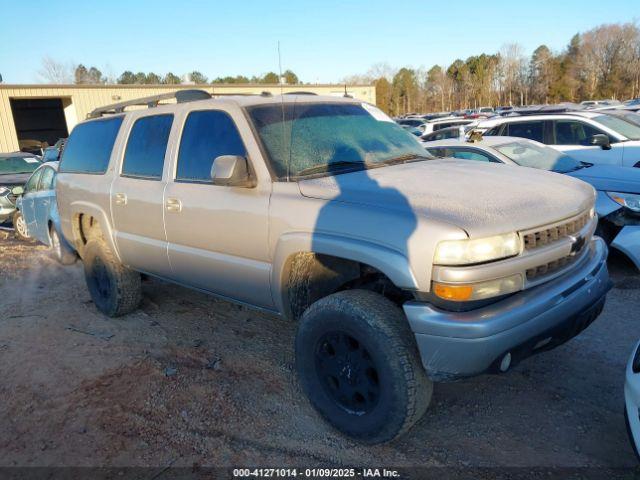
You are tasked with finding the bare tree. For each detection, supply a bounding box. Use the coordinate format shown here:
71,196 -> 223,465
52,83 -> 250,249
37,56 -> 75,83
498,43 -> 527,105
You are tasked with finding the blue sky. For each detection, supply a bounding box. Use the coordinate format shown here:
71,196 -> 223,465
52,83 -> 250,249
0,0 -> 637,84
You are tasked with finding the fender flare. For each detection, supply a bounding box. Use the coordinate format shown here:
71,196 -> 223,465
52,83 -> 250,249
271,232 -> 419,317
69,201 -> 121,261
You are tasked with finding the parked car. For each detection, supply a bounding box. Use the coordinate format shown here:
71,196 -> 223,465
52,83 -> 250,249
56,91 -> 610,444
581,100 -> 621,109
424,136 -> 640,271
420,117 -> 476,137
479,110 -> 640,167
396,118 -> 425,128
625,340 -> 640,461
14,161 -> 76,263
0,152 -> 42,229
420,125 -> 467,142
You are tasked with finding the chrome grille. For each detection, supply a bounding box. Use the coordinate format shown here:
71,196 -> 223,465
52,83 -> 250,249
523,211 -> 590,250
526,254 -> 579,280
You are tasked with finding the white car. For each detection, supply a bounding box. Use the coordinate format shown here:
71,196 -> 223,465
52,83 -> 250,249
478,111 -> 640,168
420,117 -> 476,137
625,340 -> 640,461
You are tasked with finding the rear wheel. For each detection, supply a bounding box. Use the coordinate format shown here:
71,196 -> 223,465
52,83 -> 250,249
83,238 -> 141,317
295,289 -> 432,444
49,225 -> 77,265
13,211 -> 31,241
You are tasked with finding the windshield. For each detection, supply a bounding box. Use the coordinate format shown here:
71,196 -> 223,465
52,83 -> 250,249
494,141 -> 582,173
0,156 -> 41,174
594,114 -> 640,140
248,102 -> 431,179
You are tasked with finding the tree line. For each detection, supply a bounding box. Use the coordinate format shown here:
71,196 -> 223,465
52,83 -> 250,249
39,60 -> 300,86
347,21 -> 640,115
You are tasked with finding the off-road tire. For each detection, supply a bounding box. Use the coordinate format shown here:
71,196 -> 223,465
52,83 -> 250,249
295,289 -> 432,444
13,211 -> 31,241
83,238 -> 141,317
49,225 -> 77,265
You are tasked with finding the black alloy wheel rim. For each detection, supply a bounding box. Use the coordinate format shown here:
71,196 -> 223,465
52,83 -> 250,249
315,331 -> 381,415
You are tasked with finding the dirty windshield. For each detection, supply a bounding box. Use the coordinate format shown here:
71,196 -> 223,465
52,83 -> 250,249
0,156 -> 41,175
247,102 -> 431,179
494,141 -> 583,173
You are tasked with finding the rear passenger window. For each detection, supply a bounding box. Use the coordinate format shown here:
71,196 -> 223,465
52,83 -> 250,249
59,117 -> 123,174
506,121 -> 544,143
122,114 -> 173,179
177,110 -> 246,182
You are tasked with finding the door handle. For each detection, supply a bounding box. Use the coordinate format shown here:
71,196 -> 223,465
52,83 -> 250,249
166,197 -> 182,213
114,193 -> 127,206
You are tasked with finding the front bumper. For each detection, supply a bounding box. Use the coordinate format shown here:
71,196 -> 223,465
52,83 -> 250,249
404,237 -> 611,381
612,225 -> 640,270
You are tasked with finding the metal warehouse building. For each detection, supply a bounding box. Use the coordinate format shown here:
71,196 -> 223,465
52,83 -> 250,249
0,83 -> 375,153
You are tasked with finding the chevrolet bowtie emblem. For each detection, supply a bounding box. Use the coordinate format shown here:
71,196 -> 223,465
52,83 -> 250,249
569,235 -> 586,256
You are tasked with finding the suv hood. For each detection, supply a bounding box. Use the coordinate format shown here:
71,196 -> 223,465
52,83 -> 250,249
566,164 -> 640,193
298,160 -> 595,238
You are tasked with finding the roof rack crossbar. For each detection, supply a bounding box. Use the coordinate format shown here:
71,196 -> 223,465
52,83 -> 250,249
87,89 -> 211,118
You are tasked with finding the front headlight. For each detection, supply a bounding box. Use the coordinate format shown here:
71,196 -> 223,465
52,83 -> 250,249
607,192 -> 640,213
434,232 -> 522,266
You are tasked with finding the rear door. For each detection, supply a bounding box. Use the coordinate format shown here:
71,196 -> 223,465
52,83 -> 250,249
163,108 -> 273,308
549,119 -> 624,166
110,113 -> 174,275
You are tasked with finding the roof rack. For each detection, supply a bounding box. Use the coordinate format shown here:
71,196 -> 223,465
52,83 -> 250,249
507,103 -> 586,116
87,89 -> 211,118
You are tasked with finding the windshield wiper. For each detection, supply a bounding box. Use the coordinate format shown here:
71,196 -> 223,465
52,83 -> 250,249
295,160 -> 372,177
560,161 -> 593,173
381,153 -> 432,166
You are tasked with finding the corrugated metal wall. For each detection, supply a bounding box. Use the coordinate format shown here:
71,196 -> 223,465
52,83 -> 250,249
0,84 -> 376,152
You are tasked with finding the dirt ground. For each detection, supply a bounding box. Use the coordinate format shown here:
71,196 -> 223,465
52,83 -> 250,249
1,232 -> 639,469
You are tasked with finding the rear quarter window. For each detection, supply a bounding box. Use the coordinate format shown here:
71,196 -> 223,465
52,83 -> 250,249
59,117 -> 123,174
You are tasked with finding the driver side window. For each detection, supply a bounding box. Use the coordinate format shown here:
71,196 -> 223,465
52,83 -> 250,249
25,169 -> 43,193
552,120 -> 607,145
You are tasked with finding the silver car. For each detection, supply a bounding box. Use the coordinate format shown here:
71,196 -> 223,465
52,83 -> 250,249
15,161 -> 76,264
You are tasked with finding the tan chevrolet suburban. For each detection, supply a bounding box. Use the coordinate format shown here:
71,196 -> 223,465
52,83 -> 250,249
56,90 -> 611,443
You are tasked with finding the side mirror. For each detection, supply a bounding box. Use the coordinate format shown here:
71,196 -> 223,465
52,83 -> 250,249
11,186 -> 24,196
210,155 -> 254,187
589,134 -> 611,150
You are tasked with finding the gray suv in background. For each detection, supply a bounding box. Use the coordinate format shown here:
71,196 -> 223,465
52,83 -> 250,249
56,91 -> 610,443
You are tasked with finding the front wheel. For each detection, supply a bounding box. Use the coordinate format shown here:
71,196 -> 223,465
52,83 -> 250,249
12,211 -> 31,241
295,289 -> 432,444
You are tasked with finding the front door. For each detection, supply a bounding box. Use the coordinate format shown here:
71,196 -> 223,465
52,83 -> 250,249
33,165 -> 57,244
163,109 -> 273,309
20,168 -> 43,236
550,119 -> 624,166
110,113 -> 174,276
